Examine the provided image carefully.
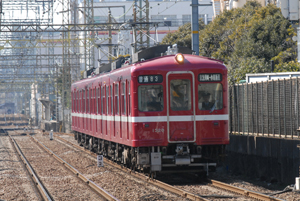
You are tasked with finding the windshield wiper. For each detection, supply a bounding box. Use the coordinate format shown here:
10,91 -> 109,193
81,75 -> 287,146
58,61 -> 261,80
210,100 -> 218,113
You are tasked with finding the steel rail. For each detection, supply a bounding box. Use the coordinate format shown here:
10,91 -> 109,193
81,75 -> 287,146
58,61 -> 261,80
209,180 -> 286,201
28,135 -> 118,201
54,134 -> 210,201
7,132 -> 53,201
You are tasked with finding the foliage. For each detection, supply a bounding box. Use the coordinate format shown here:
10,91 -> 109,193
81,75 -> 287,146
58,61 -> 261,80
161,1 -> 298,83
228,56 -> 269,83
161,19 -> 205,49
274,60 -> 300,72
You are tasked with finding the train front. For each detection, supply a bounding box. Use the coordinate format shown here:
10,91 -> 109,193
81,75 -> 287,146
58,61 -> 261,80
131,53 -> 229,174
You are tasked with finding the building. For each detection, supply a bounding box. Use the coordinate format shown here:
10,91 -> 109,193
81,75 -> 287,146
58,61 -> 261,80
246,72 -> 300,83
78,0 -> 214,66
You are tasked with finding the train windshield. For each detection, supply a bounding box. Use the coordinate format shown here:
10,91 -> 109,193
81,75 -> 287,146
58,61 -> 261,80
138,85 -> 163,112
198,83 -> 223,110
170,79 -> 191,111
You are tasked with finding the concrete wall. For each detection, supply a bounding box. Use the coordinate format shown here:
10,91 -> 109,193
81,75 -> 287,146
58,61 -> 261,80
226,134 -> 300,185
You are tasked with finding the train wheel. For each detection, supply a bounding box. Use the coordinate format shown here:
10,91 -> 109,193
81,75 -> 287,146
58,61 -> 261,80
97,140 -> 102,155
197,171 -> 208,181
74,132 -> 78,140
78,133 -> 82,146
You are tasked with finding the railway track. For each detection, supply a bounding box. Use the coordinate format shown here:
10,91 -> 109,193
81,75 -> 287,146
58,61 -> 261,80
0,129 -> 42,201
6,130 -> 117,201
53,132 -> 286,201
35,132 -> 194,200
0,129 -> 290,200
209,180 -> 285,201
8,133 -> 53,201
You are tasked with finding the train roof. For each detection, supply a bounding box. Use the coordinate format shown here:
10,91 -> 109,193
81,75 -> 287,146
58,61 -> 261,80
73,45 -> 226,88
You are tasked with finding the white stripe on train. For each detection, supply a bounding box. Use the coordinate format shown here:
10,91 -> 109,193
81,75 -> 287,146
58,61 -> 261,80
71,113 -> 228,122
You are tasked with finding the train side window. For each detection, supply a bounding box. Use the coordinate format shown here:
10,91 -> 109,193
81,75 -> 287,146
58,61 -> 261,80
115,83 -> 119,115
72,92 -> 73,112
91,88 -> 94,114
95,88 -> 97,114
97,87 -> 100,114
71,92 -> 73,112
80,90 -> 82,113
83,89 -> 86,113
111,85 -> 113,114
102,86 -> 105,114
138,85 -> 163,112
90,89 -> 92,113
122,82 -> 126,115
79,91 -> 81,113
73,91 -> 75,112
87,89 -> 90,113
93,88 -> 95,113
73,92 -> 75,112
106,86 -> 109,115
128,82 -> 131,115
96,88 -> 98,114
76,92 -> 78,112
198,83 -> 223,110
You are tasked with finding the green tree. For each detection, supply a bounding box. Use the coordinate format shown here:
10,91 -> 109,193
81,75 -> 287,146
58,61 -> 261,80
162,1 -> 298,83
161,19 -> 205,49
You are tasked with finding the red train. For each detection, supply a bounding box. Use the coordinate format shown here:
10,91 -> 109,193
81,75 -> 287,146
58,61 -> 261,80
71,45 -> 229,175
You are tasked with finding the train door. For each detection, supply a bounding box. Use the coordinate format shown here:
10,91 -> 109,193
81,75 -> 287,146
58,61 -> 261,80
167,72 -> 196,142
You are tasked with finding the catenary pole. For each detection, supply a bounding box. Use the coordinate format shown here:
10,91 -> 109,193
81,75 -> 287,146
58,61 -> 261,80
191,1 -> 212,55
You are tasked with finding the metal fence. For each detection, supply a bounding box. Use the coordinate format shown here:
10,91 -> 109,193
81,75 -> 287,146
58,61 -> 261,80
229,77 -> 300,138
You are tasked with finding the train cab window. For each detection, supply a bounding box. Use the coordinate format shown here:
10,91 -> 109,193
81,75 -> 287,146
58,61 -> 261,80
170,79 -> 191,111
138,85 -> 163,112
115,84 -> 119,115
198,83 -> 223,111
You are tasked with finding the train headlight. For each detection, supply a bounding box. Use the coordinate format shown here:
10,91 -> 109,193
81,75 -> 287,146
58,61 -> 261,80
175,53 -> 184,64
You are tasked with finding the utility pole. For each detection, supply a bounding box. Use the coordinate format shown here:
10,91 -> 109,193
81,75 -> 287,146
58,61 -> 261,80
0,0 -> 2,28
108,9 -> 112,63
191,0 -> 199,55
133,0 -> 150,53
191,1 -> 212,55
